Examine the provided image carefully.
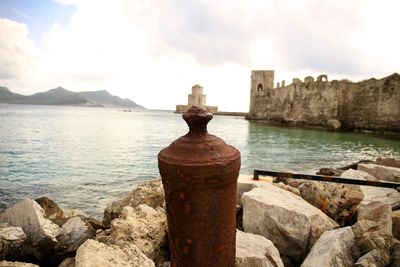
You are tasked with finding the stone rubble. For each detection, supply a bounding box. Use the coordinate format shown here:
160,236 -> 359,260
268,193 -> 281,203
1,157 -> 399,266
0,198 -> 60,247
103,178 -> 164,227
298,181 -> 363,226
97,204 -> 167,260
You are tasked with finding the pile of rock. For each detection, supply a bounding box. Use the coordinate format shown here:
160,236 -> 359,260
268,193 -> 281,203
0,197 -> 96,266
236,157 -> 400,266
0,179 -> 167,267
1,157 -> 400,266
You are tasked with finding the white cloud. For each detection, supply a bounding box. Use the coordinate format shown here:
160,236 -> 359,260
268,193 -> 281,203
0,0 -> 399,111
0,18 -> 38,80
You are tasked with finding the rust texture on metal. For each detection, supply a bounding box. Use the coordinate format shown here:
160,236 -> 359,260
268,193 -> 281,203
254,169 -> 400,189
158,105 -> 241,267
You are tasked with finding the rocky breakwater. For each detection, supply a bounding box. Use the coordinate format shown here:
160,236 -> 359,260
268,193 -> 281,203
1,156 -> 400,266
237,156 -> 400,266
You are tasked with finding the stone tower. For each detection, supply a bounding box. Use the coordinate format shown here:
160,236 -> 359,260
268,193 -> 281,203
176,84 -> 218,113
188,84 -> 206,106
249,70 -> 274,115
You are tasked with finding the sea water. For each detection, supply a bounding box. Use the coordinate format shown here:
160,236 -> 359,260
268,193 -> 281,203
1,104 -> 400,217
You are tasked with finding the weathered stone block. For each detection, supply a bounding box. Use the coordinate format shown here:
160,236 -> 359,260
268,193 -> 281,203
56,217 -> 95,253
75,239 -> 154,267
0,198 -> 60,247
301,227 -> 355,267
298,181 -> 363,226
0,224 -> 26,260
235,230 -> 283,267
103,178 -> 164,227
97,204 -> 167,260
242,185 -> 338,263
358,163 -> 400,182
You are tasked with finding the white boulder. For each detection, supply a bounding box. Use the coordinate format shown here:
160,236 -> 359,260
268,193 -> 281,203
360,186 -> 400,209
235,230 -> 284,267
0,198 -> 60,246
301,227 -> 355,267
340,169 -> 377,181
242,185 -> 338,263
358,163 -> 400,182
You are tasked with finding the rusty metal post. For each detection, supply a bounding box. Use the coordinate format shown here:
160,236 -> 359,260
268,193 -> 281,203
158,105 -> 241,267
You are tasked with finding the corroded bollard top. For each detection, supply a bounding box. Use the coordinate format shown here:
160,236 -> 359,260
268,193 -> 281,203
158,105 -> 239,166
182,105 -> 212,136
158,105 -> 241,267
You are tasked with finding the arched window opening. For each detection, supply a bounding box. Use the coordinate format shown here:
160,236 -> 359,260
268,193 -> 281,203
257,83 -> 263,91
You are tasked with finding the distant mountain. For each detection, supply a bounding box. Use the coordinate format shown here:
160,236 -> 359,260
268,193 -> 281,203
78,90 -> 145,109
0,87 -> 145,109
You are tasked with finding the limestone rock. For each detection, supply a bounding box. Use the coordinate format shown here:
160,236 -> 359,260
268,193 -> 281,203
340,168 -> 378,181
35,197 -> 64,221
358,163 -> 400,182
298,181 -> 363,226
75,239 -> 154,267
0,198 -> 60,246
376,157 -> 400,168
235,230 -> 284,267
352,220 -> 392,257
391,238 -> 400,267
83,217 -> 105,231
273,182 -> 301,196
0,261 -> 39,267
358,201 -> 392,235
103,178 -> 164,227
56,217 -> 95,253
316,167 -> 343,177
352,202 -> 393,261
97,204 -> 167,260
236,174 -> 272,206
242,185 -> 338,263
0,224 -> 26,260
301,227 -> 355,267
354,249 -> 390,267
393,211 -> 400,240
58,257 -> 75,267
360,186 -> 400,209
327,119 -> 341,129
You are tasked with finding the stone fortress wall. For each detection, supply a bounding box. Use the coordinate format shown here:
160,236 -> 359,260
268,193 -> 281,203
247,70 -> 400,134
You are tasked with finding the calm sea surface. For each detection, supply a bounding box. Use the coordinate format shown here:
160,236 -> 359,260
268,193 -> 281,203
1,104 -> 400,217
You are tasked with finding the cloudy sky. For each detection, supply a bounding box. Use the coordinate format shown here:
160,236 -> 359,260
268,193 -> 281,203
0,0 -> 399,111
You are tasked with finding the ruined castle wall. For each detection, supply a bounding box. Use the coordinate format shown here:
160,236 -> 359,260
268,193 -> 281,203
248,73 -> 400,133
338,74 -> 400,131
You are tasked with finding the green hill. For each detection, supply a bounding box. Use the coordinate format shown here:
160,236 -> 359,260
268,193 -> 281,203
0,87 -> 145,109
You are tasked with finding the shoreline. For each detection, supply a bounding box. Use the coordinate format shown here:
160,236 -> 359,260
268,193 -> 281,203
246,118 -> 400,140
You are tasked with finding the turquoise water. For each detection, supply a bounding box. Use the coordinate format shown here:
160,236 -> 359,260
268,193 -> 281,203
1,104 -> 400,217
